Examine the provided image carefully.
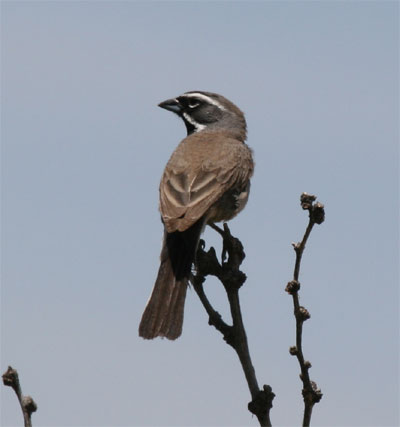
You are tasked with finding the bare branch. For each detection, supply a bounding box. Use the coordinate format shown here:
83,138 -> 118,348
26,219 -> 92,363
2,366 -> 37,427
286,193 -> 325,426
192,224 -> 274,427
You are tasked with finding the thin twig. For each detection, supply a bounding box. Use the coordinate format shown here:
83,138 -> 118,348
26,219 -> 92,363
286,193 -> 325,426
192,225 -> 274,427
2,366 -> 37,427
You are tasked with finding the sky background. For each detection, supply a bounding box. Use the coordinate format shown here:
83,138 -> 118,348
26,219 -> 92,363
1,1 -> 398,426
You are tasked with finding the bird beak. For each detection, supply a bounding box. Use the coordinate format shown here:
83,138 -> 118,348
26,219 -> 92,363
158,98 -> 182,114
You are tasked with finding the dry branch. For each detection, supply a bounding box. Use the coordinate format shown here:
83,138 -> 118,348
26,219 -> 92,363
285,193 -> 325,426
191,223 -> 274,427
2,366 -> 37,427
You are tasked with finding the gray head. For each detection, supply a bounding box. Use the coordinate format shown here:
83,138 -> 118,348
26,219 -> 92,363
158,91 -> 247,141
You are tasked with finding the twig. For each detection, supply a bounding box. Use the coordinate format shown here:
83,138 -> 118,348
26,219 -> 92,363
2,366 -> 37,427
192,224 -> 274,427
285,193 -> 325,426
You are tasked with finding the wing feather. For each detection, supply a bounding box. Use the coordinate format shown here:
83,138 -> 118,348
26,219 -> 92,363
160,134 -> 253,233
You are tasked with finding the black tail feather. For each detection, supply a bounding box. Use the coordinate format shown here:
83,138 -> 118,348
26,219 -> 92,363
139,218 -> 205,340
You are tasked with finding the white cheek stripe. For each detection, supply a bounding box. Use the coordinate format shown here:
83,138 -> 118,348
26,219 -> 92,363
184,92 -> 226,111
183,112 -> 206,132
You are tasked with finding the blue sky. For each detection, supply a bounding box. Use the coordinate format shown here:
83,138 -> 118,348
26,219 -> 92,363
1,1 -> 398,426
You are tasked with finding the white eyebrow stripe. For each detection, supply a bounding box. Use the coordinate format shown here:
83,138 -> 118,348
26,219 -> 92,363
182,112 -> 206,132
184,92 -> 226,111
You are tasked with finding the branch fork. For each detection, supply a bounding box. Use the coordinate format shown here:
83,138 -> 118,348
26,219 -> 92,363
3,192 -> 326,427
192,223 -> 274,427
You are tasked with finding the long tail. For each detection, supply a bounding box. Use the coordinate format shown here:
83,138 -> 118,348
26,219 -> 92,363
139,219 -> 204,340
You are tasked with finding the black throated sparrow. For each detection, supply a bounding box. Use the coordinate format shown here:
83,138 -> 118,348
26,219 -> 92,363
139,91 -> 254,340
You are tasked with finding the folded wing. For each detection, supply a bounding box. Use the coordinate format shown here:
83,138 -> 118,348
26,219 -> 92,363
160,136 -> 253,232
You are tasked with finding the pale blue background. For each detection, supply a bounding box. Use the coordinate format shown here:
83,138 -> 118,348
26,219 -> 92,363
1,1 -> 398,426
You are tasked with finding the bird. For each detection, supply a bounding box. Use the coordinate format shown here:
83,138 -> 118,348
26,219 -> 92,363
139,91 -> 254,340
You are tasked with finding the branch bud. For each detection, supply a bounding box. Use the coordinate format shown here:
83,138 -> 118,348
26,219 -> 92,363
312,202 -> 325,224
22,396 -> 37,414
285,280 -> 300,294
298,306 -> 311,321
310,381 -> 323,402
300,192 -> 316,210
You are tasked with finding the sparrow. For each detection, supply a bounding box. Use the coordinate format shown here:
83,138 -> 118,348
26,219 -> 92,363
139,91 -> 254,340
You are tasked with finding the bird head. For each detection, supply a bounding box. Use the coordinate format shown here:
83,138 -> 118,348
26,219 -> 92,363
158,91 -> 247,140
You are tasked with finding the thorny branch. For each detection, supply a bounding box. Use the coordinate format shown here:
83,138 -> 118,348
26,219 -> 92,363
2,366 -> 37,427
191,223 -> 274,427
285,193 -> 325,426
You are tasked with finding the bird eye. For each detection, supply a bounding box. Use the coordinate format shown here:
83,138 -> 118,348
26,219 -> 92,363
188,99 -> 200,109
